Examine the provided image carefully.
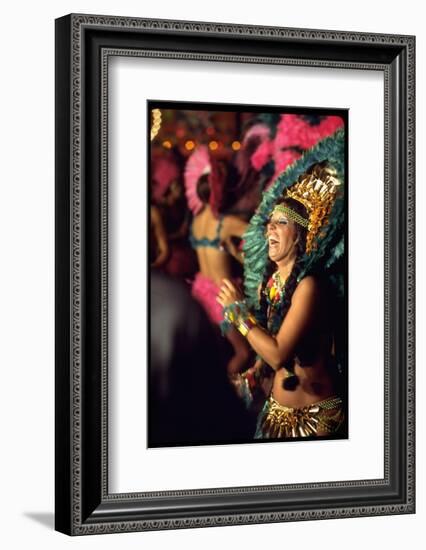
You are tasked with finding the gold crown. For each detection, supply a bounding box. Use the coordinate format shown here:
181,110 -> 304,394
285,163 -> 341,254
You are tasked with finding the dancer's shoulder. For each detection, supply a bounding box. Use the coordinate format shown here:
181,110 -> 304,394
293,275 -> 321,301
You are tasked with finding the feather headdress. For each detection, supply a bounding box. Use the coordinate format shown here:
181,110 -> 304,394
243,128 -> 345,309
184,145 -> 225,216
151,157 -> 180,203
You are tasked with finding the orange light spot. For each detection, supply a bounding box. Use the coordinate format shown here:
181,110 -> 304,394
185,140 -> 195,151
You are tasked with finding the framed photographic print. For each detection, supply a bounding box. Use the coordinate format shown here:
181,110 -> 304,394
55,14 -> 415,535
148,99 -> 348,449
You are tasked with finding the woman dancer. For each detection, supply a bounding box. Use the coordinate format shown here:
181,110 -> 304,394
185,146 -> 251,375
218,131 -> 347,438
151,153 -> 197,279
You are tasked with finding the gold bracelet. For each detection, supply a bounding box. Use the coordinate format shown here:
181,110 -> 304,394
236,314 -> 257,337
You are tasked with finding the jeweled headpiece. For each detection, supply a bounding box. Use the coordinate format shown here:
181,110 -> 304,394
270,204 -> 309,229
273,162 -> 341,254
243,129 -> 345,310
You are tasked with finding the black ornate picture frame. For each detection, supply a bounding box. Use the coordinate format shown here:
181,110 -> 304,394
55,14 -> 415,535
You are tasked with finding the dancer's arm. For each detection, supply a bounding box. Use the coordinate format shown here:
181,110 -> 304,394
224,237 -> 244,264
218,277 -> 319,370
222,215 -> 248,239
169,211 -> 190,241
221,215 -> 248,263
151,206 -> 169,268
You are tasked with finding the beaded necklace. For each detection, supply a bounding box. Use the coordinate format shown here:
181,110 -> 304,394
265,270 -> 287,307
264,270 -> 289,334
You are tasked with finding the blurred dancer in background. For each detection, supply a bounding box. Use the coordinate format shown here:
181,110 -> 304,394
185,146 -> 252,375
151,150 -> 197,279
150,204 -> 169,269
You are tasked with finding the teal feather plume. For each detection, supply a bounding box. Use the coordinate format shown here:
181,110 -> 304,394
242,129 -> 346,309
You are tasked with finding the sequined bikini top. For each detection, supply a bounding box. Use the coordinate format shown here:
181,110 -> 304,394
189,216 -> 224,250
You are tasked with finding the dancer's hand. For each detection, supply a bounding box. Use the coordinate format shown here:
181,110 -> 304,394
217,278 -> 244,307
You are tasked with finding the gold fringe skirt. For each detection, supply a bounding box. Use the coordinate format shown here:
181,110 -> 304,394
254,394 -> 344,439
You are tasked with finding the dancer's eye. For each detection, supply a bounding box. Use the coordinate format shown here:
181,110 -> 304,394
268,216 -> 288,226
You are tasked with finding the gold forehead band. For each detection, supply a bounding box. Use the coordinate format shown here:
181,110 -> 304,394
271,205 -> 309,228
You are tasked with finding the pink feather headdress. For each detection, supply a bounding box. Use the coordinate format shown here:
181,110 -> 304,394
272,114 -> 344,181
151,157 -> 180,203
184,145 -> 210,215
184,146 -> 224,216
241,123 -> 273,172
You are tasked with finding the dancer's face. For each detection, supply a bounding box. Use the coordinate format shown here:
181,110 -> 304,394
164,180 -> 182,206
266,211 -> 298,263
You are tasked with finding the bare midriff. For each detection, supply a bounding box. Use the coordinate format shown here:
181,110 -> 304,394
270,332 -> 336,408
196,247 -> 232,286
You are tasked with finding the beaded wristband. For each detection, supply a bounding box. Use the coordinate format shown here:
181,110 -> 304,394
236,313 -> 257,337
222,300 -> 257,337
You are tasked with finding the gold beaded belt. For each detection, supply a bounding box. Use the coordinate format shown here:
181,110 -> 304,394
255,394 -> 344,438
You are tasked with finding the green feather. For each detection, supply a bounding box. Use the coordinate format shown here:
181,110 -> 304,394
242,129 -> 345,307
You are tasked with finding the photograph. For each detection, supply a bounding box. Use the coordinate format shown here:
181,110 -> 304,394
148,101 -> 348,447
53,13 -> 415,536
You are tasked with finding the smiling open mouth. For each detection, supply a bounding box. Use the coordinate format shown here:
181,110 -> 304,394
269,237 -> 279,247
